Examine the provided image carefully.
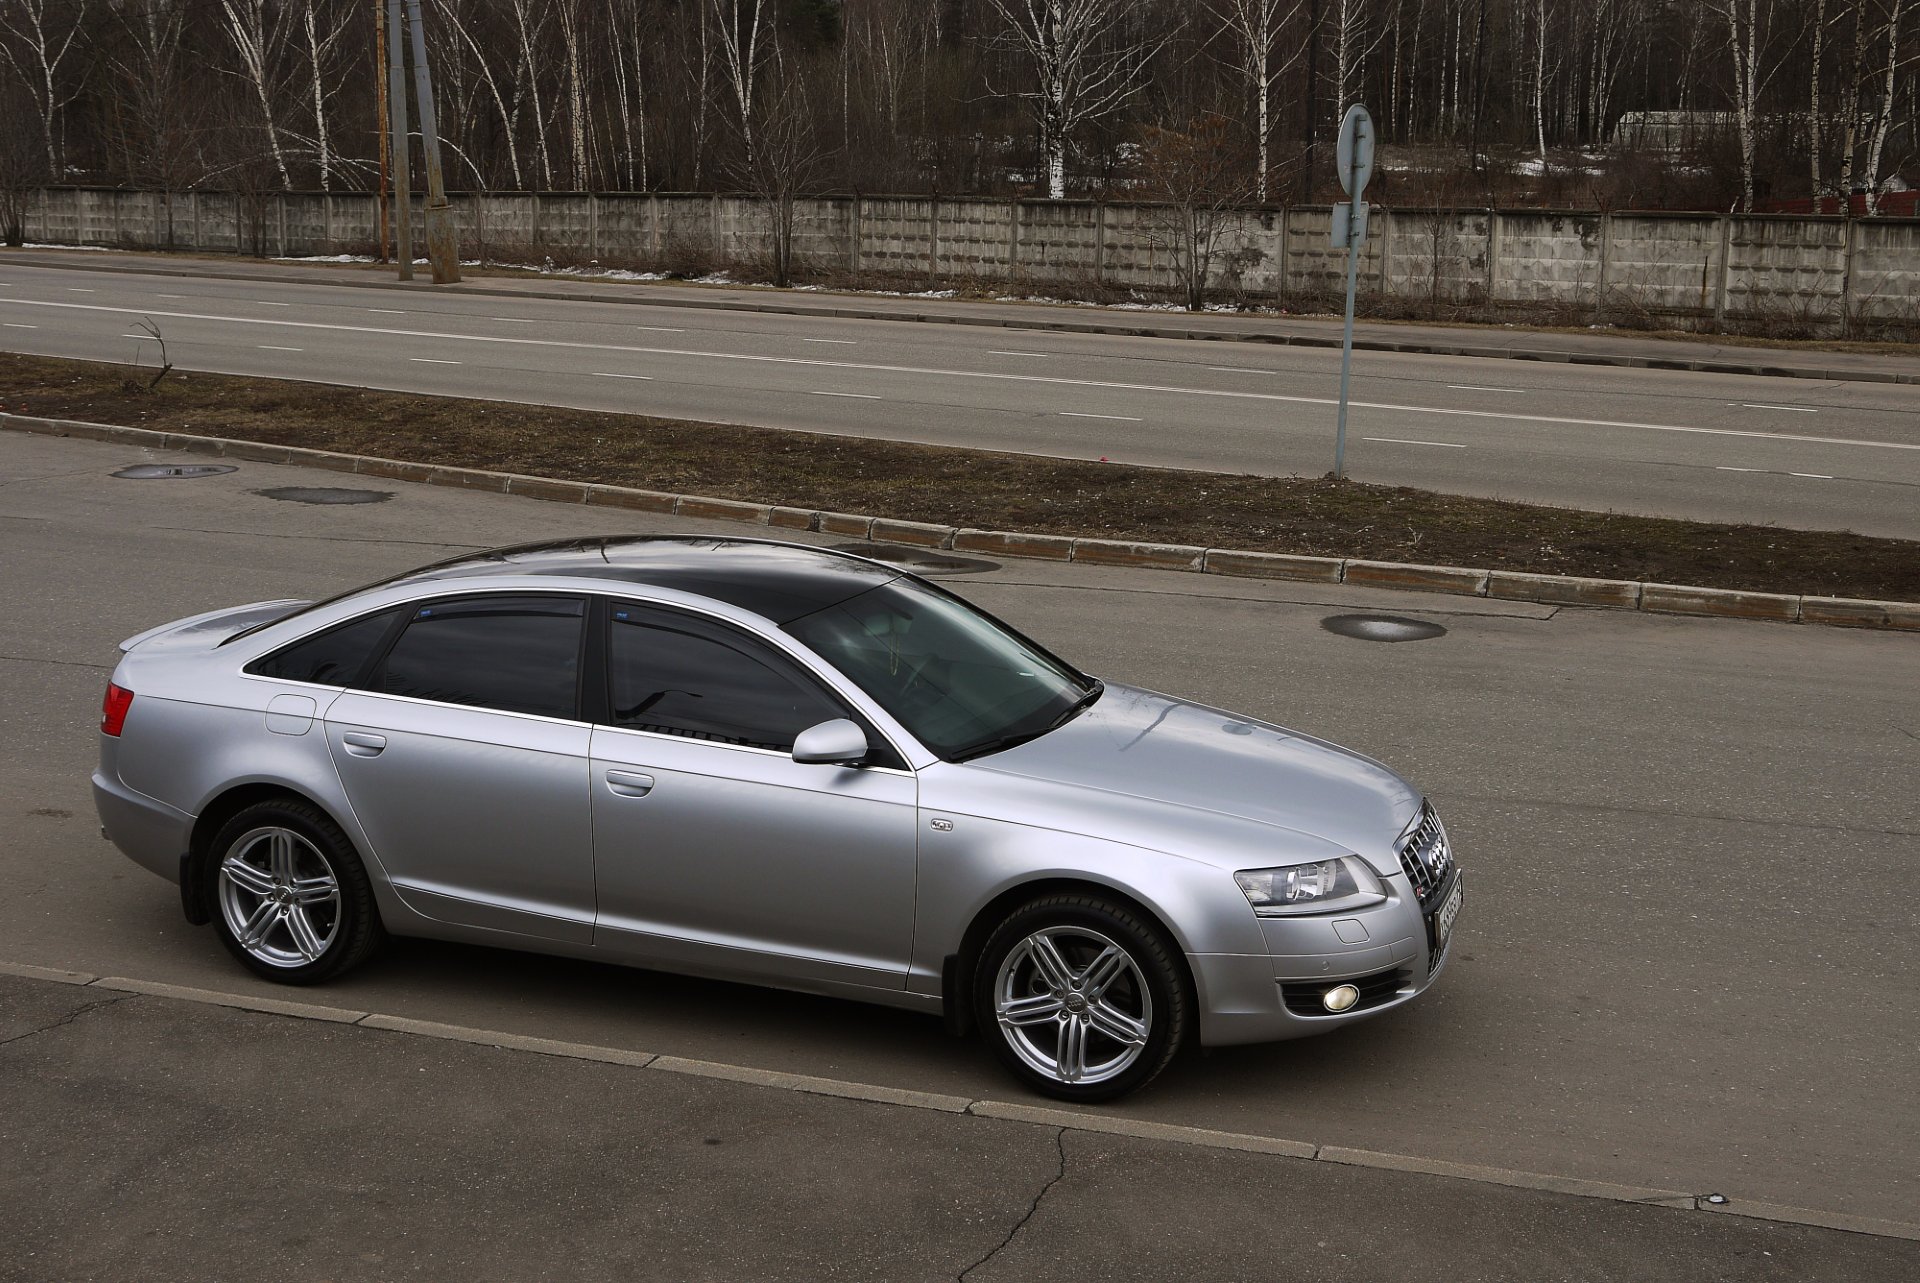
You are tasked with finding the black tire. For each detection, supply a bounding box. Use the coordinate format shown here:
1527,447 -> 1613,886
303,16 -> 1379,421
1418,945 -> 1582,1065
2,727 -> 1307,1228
205,798 -> 383,985
973,893 -> 1190,1103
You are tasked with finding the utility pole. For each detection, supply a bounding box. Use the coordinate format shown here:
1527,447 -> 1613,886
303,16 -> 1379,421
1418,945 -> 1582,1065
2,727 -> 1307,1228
1331,103 -> 1374,480
385,0 -> 412,279
405,0 -> 461,283
374,0 -> 391,263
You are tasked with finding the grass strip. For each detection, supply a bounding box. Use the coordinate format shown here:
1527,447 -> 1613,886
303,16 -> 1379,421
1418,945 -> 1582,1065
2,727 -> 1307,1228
4,351 -> 1915,601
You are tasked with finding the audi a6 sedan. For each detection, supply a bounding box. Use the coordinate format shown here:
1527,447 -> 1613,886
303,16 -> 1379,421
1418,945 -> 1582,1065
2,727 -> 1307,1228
94,536 -> 1462,1100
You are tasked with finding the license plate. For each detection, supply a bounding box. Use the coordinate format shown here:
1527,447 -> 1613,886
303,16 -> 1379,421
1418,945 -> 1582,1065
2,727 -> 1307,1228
1432,878 -> 1463,954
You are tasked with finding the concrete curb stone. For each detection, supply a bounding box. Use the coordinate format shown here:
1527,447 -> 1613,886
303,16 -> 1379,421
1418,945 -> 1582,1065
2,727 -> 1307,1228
1640,583 -> 1801,623
89,976 -> 367,1024
4,412 -> 1913,632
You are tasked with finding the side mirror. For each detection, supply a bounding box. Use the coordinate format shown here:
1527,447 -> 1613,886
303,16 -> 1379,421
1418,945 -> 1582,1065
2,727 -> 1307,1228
792,718 -> 869,766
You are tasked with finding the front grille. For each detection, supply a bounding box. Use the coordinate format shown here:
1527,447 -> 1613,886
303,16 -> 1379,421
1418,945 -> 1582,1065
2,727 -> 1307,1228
1397,802 -> 1454,907
1282,967 -> 1410,1017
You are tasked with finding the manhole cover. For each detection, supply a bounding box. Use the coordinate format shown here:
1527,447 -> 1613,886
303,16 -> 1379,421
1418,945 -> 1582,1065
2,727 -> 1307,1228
832,542 -> 998,575
113,463 -> 237,480
1321,614 -> 1448,643
254,486 -> 393,505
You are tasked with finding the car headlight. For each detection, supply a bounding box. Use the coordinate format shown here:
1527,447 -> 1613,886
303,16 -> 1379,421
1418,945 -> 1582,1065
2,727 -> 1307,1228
1234,858 -> 1387,917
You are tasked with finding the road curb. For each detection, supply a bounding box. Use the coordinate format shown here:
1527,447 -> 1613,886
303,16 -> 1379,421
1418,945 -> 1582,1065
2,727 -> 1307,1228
4,965 -> 1912,1242
3,249 -> 1913,384
5,412 -> 1917,632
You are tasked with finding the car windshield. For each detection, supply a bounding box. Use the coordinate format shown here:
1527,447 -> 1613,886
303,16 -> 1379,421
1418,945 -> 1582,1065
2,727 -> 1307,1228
784,577 -> 1097,761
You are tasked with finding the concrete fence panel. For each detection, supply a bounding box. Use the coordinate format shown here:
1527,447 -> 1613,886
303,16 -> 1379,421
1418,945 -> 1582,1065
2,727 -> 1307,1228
1725,216 -> 1847,323
1848,219 -> 1920,321
1603,213 -> 1722,318
1382,208 -> 1490,302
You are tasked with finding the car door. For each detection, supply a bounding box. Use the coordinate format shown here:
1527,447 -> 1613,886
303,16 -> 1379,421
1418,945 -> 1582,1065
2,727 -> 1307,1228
325,593 -> 596,944
588,600 -> 918,991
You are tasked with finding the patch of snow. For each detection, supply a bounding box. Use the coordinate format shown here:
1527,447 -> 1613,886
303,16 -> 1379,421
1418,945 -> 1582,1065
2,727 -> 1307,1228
22,242 -> 112,251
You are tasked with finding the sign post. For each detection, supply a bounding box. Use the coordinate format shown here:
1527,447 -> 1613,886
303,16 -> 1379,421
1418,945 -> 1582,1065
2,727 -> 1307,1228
1332,103 -> 1374,480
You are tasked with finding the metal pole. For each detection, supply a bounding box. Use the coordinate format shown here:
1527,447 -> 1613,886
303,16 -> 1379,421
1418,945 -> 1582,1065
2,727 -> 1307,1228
404,0 -> 460,283
1335,212 -> 1359,479
385,0 -> 412,280
374,0 -> 390,263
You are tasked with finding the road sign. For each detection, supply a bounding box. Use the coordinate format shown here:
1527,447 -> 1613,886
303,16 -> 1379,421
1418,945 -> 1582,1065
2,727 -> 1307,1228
1336,104 -> 1375,198
1329,200 -> 1369,248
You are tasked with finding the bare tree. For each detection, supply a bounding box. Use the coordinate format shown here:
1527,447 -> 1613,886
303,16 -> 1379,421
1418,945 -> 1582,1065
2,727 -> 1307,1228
1862,0 -> 1913,212
218,0 -> 295,189
299,0 -> 352,189
0,0 -> 89,176
733,48 -> 826,287
1711,0 -> 1797,212
1136,112 -> 1258,310
0,73 -> 45,243
710,0 -> 772,174
1209,0 -> 1306,200
985,0 -> 1165,199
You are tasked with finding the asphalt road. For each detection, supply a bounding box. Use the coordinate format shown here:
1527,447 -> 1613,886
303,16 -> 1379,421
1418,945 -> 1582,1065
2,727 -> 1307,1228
8,973 -> 1916,1282
3,253 -> 1919,539
3,430 -> 1916,1242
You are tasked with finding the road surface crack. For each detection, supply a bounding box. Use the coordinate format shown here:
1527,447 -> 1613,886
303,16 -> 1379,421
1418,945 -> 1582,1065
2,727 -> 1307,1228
0,994 -> 131,1048
958,1127 -> 1068,1282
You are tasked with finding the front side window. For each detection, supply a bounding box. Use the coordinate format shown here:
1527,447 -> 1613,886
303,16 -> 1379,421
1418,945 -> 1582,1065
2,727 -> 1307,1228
249,607 -> 403,687
372,596 -> 584,719
606,605 -> 848,752
784,578 -> 1095,760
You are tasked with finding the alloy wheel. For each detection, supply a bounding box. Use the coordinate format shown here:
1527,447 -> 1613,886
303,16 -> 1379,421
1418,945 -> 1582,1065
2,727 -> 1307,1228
216,826 -> 342,968
992,925 -> 1153,1086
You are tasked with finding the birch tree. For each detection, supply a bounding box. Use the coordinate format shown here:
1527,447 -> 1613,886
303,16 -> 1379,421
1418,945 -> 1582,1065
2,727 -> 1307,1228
1208,0 -> 1306,200
709,0 -> 772,173
985,0 -> 1165,199
1711,0 -> 1793,212
218,0 -> 294,189
0,0 -> 89,175
299,0 -> 352,189
1862,0 -> 1912,213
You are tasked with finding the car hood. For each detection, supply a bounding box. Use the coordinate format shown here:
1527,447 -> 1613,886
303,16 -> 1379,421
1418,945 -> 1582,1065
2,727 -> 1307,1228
970,684 -> 1421,871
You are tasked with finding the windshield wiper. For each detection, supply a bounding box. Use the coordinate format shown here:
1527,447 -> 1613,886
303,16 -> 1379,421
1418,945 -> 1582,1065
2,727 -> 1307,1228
951,680 -> 1104,762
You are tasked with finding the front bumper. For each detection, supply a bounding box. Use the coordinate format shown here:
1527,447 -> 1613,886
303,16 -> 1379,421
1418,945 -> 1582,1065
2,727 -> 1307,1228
1189,872 -> 1459,1046
92,769 -> 193,883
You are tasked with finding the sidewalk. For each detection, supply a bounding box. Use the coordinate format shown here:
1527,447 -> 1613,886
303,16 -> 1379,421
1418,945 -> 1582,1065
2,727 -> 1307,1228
3,972 -> 1913,1282
5,246 -> 1917,385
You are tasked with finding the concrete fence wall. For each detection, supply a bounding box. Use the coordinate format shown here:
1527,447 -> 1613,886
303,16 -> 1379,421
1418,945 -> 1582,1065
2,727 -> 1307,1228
22,187 -> 1920,331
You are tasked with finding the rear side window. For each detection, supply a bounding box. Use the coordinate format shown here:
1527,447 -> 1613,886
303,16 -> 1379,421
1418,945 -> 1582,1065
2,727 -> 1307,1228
372,596 -> 584,720
607,605 -> 848,752
249,608 -> 403,687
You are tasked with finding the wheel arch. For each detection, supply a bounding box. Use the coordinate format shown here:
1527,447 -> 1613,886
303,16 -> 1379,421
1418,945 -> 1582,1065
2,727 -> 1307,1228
183,782 -> 358,925
943,875 -> 1195,1039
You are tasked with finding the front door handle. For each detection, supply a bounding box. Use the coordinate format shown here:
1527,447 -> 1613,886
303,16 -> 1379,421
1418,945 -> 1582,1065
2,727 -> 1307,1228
605,770 -> 655,798
342,732 -> 387,757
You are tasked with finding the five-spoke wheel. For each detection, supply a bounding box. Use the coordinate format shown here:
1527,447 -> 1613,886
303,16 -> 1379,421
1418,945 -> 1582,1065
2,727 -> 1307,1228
206,799 -> 382,983
975,894 -> 1189,1101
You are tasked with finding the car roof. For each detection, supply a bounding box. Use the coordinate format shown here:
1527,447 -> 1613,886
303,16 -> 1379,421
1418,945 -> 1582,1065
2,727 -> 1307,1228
369,535 -> 903,624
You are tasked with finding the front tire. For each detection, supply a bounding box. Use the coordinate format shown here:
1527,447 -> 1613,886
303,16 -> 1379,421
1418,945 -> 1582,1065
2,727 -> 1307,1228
973,894 -> 1189,1102
206,799 -> 383,984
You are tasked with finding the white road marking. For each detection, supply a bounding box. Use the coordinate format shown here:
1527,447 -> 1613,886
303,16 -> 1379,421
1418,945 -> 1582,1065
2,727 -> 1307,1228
1737,403 -> 1818,413
1447,384 -> 1526,393
1364,437 -> 1466,449
408,357 -> 460,364
254,301 -> 290,307
369,308 -> 406,314
992,350 -> 1054,358
2,322 -> 36,328
492,317 -> 538,323
1717,466 -> 1765,473
812,390 -> 880,399
1791,472 -> 1834,479
259,345 -> 303,352
1207,366 -> 1281,374
120,333 -> 154,340
1061,411 -> 1142,421
67,288 -> 93,293
802,337 -> 857,345
592,372 -> 653,380
9,297 -> 1914,457
157,293 -> 186,299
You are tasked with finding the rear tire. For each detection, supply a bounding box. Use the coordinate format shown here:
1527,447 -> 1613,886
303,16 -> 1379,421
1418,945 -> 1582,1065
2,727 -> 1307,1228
973,893 -> 1189,1102
205,799 -> 383,985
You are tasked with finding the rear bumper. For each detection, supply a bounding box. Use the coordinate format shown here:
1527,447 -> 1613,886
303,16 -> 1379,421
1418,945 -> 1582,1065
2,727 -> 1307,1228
92,770 -> 192,882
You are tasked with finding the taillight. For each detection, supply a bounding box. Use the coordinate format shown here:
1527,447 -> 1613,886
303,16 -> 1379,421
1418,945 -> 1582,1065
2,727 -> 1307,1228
102,683 -> 134,736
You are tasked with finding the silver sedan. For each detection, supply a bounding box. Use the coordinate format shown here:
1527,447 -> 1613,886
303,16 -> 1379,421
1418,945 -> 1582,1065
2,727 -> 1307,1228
93,537 -> 1462,1101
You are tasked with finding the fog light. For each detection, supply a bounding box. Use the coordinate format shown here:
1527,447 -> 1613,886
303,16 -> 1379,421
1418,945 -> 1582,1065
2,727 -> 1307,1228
1323,984 -> 1361,1013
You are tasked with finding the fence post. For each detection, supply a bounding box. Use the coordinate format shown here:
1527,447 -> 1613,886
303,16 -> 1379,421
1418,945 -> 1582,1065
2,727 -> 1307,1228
647,193 -> 660,262
929,197 -> 940,282
531,192 -> 543,252
587,192 -> 599,258
1595,211 -> 1612,319
1276,207 -> 1290,305
1376,207 -> 1392,297
848,196 -> 862,276
1094,202 -> 1107,289
711,192 -> 723,266
1840,216 -> 1858,337
1009,199 -> 1023,279
1714,214 -> 1732,327
1484,209 -> 1501,302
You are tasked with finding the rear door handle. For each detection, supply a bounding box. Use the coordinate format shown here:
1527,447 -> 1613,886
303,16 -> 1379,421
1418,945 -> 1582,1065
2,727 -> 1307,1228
342,732 -> 387,757
605,770 -> 655,798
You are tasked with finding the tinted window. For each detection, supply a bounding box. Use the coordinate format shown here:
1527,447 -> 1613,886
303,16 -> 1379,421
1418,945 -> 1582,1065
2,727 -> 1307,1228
250,608 -> 402,687
607,606 -> 847,752
374,597 -> 584,719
